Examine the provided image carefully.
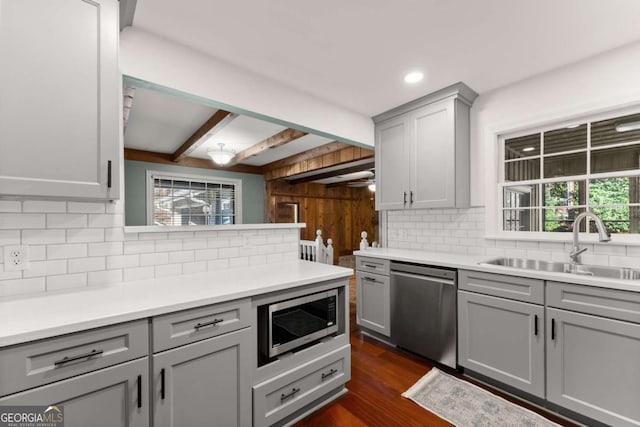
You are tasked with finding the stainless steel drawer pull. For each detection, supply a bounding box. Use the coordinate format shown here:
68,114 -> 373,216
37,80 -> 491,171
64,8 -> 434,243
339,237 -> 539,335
54,349 -> 103,366
280,387 -> 301,402
364,264 -> 378,269
194,318 -> 224,330
321,368 -> 338,380
363,277 -> 378,282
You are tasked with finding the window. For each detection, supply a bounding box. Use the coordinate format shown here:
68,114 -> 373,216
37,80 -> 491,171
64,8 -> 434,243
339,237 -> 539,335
499,111 -> 640,235
146,171 -> 242,226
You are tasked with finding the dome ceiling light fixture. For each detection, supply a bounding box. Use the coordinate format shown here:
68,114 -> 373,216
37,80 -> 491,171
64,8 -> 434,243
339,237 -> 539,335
207,143 -> 235,166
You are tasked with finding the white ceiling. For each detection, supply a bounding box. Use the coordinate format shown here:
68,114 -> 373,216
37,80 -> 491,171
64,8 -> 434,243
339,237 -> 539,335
124,86 -> 336,166
131,0 -> 640,117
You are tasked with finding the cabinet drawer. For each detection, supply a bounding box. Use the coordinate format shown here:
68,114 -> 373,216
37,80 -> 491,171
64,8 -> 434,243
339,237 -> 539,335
459,270 -> 544,304
0,319 -> 148,397
253,344 -> 350,427
547,282 -> 640,324
152,298 -> 251,352
356,256 -> 390,276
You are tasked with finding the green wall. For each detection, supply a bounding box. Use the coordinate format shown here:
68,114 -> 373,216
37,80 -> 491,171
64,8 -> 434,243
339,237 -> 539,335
124,160 -> 266,226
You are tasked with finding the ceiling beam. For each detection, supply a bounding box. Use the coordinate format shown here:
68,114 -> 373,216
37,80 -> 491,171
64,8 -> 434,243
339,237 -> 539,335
227,128 -> 307,166
287,160 -> 375,185
263,144 -> 374,181
262,141 -> 352,171
125,148 -> 262,174
326,178 -> 370,188
171,110 -> 237,162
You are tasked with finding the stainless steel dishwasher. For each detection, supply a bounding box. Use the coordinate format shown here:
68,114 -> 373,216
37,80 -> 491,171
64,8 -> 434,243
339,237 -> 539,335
390,261 -> 457,368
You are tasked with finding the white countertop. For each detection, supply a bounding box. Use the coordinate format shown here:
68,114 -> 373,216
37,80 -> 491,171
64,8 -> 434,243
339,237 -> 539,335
354,248 -> 640,293
0,261 -> 353,348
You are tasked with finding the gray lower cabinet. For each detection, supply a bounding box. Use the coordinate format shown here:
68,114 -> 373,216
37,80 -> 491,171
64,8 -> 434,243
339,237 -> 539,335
546,281 -> 640,427
0,357 -> 149,427
355,270 -> 391,337
152,328 -> 252,427
458,291 -> 544,398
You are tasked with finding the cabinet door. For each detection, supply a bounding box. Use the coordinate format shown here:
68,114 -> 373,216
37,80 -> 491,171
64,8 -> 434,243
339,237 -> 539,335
153,328 -> 251,427
0,358 -> 148,427
0,0 -> 120,200
356,271 -> 390,336
410,99 -> 456,209
375,115 -> 409,210
458,291 -> 544,398
547,308 -> 640,427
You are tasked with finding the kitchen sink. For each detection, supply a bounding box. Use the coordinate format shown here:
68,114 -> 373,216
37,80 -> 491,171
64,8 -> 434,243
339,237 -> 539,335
480,257 -> 640,280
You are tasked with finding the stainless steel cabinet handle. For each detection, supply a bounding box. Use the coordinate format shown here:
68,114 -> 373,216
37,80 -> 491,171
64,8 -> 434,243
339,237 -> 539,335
54,349 -> 103,366
280,387 -> 301,402
194,318 -> 224,329
410,191 -> 414,204
551,318 -> 556,341
160,368 -> 166,400
364,264 -> 378,269
403,191 -> 407,204
363,276 -> 378,282
534,315 -> 538,336
321,368 -> 338,380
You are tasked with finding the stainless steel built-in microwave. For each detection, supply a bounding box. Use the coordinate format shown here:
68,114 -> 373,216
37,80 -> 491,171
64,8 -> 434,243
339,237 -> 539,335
259,289 -> 339,358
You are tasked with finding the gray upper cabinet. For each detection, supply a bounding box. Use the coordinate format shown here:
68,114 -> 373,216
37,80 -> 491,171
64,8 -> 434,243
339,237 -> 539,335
0,0 -> 120,200
374,82 -> 477,210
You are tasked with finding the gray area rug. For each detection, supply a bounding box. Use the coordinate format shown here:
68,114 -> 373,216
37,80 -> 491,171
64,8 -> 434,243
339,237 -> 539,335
402,368 -> 561,427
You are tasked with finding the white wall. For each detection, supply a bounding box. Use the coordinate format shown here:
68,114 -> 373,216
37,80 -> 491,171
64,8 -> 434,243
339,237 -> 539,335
470,40 -> 640,209
119,27 -> 374,148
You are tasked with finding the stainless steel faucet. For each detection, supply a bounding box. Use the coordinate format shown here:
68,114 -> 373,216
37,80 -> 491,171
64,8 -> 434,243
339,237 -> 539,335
569,212 -> 611,265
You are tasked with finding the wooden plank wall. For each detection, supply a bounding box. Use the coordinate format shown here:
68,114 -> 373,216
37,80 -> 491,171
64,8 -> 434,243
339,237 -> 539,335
266,181 -> 378,264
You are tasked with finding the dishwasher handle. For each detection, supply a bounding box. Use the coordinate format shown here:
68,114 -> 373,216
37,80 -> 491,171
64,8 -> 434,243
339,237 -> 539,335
391,270 -> 455,286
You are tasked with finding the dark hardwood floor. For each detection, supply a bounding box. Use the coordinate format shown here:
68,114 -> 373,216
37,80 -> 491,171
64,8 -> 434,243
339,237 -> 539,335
294,277 -> 579,427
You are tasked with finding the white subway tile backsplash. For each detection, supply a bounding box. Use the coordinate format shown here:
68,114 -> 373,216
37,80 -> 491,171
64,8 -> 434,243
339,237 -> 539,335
47,273 -> 87,291
0,213 -> 45,229
0,201 -> 22,212
123,266 -> 155,282
183,239 -> 207,250
156,240 -> 181,252
88,269 -> 122,286
23,201 -> 66,213
68,202 -> 106,214
0,199 -> 334,296
106,254 -> 139,270
88,242 -> 123,257
67,228 -> 105,243
48,244 -> 88,260
183,261 -> 207,275
155,264 -> 182,277
68,257 -> 106,273
23,229 -> 66,245
124,240 -> 155,254
0,230 -> 20,245
140,252 -> 169,266
88,214 -> 123,228
0,277 -> 46,297
169,250 -> 194,264
23,260 -> 67,278
195,249 -> 218,261
47,213 -> 87,229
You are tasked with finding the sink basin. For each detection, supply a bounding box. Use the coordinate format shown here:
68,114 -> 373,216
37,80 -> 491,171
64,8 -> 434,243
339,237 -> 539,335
480,257 -> 640,280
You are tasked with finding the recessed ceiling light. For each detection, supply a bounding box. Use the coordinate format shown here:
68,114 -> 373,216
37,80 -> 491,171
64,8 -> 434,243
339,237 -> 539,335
566,123 -> 582,129
522,147 -> 535,152
404,71 -> 424,84
615,121 -> 640,132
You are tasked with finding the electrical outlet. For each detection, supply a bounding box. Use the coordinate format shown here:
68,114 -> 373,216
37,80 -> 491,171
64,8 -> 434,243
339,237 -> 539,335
3,245 -> 29,271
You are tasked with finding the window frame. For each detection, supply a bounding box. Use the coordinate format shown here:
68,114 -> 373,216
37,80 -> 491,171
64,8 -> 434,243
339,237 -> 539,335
495,107 -> 640,242
145,170 -> 243,226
